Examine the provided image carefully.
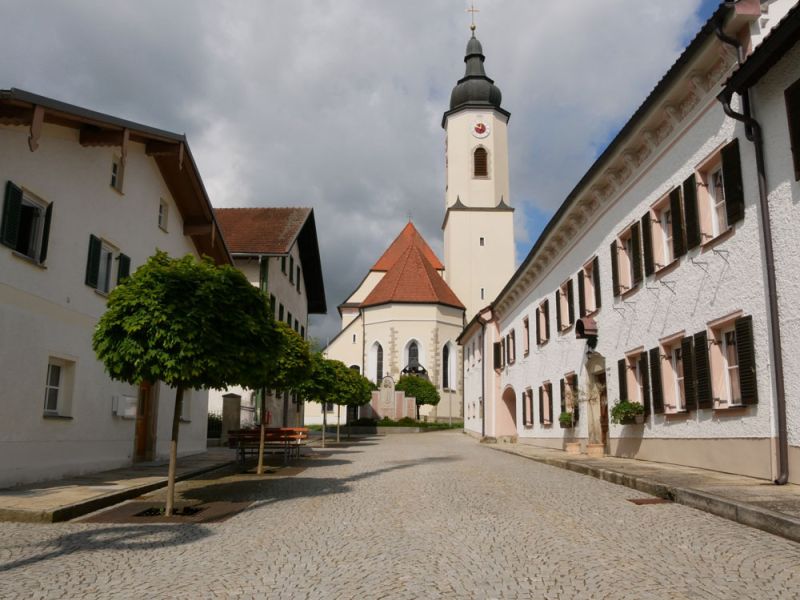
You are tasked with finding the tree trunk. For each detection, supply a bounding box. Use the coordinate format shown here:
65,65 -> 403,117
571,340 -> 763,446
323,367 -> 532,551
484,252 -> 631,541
322,404 -> 327,448
165,386 -> 184,517
257,388 -> 267,475
336,404 -> 341,443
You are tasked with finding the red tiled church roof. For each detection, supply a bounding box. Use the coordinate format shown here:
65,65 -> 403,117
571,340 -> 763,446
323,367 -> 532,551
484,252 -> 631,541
371,222 -> 444,271
361,240 -> 464,310
215,207 -> 311,254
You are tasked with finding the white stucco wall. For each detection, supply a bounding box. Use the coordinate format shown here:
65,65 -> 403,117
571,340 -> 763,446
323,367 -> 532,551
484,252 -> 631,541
0,122 -> 208,486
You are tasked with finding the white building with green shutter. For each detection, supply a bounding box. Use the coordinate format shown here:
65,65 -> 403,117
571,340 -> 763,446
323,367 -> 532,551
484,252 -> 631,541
462,0 -> 800,483
0,89 -> 230,487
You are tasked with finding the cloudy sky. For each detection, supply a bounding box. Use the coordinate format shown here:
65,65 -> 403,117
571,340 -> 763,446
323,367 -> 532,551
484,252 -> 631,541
1,0 -> 720,342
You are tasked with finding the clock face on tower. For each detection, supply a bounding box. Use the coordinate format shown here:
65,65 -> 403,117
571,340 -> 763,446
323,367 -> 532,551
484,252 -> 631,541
472,118 -> 490,139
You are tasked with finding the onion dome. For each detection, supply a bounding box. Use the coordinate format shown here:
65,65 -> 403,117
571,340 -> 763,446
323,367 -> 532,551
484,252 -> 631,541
449,32 -> 502,110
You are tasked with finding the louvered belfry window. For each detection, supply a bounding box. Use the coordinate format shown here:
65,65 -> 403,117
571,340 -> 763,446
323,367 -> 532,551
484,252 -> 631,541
474,147 -> 488,177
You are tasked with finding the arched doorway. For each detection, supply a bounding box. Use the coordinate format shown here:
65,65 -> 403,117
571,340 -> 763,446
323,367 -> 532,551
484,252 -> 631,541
497,385 -> 518,439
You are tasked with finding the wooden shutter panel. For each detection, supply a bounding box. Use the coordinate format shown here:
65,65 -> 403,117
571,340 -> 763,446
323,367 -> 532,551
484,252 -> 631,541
670,187 -> 686,258
39,202 -> 53,263
694,330 -> 713,409
786,80 -> 800,181
630,221 -> 643,285
571,373 -> 580,422
560,378 -> 566,414
641,213 -> 655,276
567,279 -> 575,325
649,347 -> 665,414
538,386 -> 544,424
735,315 -> 758,405
535,307 -> 541,344
85,234 -> 101,287
493,342 -> 501,370
618,358 -> 628,402
610,241 -> 620,297
544,299 -> 550,340
722,138 -> 745,224
681,336 -> 697,411
117,253 -> 131,284
1,181 -> 23,249
555,289 -> 562,331
592,256 -> 601,309
522,389 -> 528,425
683,174 -> 701,250
578,270 -> 586,317
639,352 -> 651,416
547,382 -> 553,424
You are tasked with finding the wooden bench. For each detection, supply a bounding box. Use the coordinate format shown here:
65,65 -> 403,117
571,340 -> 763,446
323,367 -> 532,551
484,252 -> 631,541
227,427 -> 309,465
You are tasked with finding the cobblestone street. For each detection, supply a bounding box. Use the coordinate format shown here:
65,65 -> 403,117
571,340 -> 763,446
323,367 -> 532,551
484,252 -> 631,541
1,432 -> 799,599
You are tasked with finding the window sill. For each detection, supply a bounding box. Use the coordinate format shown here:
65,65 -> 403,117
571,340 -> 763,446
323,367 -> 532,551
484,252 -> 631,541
584,308 -> 600,318
179,418 -> 191,423
94,289 -> 110,299
11,251 -> 46,269
663,410 -> 689,420
701,227 -> 734,251
158,225 -> 169,233
43,413 -> 73,420
542,421 -> 552,427
110,185 -> 124,196
713,403 -> 748,415
620,285 -> 639,300
558,323 -> 574,334
523,351 -> 530,358
654,259 -> 680,278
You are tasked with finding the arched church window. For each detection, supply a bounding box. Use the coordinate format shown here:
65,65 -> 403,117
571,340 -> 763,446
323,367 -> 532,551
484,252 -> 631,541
408,341 -> 419,367
376,344 -> 383,385
473,147 -> 488,177
442,345 -> 450,389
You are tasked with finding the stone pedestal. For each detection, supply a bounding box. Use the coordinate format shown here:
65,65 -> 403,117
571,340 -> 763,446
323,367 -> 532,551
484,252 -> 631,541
565,442 -> 581,455
586,443 -> 605,457
221,393 -> 242,443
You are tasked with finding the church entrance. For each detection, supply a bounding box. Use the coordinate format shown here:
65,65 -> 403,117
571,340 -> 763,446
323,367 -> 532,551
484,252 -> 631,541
497,386 -> 518,440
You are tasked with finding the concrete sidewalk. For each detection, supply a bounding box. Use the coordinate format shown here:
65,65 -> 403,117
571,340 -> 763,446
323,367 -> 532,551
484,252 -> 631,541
486,440 -> 800,544
0,447 -> 236,523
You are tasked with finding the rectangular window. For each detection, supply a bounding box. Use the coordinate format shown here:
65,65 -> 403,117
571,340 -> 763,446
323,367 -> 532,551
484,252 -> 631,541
324,402 -> 334,413
294,318 -> 299,332
556,279 -> 574,331
523,388 -> 533,427
289,257 -> 294,283
522,317 -> 530,356
479,237 -> 485,246
708,166 -> 728,238
269,294 -> 276,317
480,287 -> 485,300
786,78 -> 800,181
538,383 -> 553,425
281,256 -> 286,274
708,314 -> 757,407
44,362 -> 61,414
287,311 -> 293,326
43,357 -> 74,417
658,337 -> 686,413
110,156 -> 124,193
301,326 -> 305,339
1,182 -> 53,264
158,199 -> 169,232
296,266 -> 301,292
279,304 -> 284,321
579,257 -> 600,317
85,235 -> 127,294
611,224 -> 641,296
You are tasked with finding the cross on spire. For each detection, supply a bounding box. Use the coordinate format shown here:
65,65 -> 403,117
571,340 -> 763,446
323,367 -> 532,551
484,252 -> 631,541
466,1 -> 479,32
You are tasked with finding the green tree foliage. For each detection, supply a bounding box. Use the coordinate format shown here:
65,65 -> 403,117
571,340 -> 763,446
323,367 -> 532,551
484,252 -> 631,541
92,251 -> 279,514
265,321 -> 311,393
396,375 -> 440,413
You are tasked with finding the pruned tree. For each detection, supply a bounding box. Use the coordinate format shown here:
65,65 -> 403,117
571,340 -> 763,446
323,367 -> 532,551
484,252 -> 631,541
93,251 -> 279,515
254,321 -> 311,474
396,375 -> 440,420
329,362 -> 373,442
297,353 -> 340,447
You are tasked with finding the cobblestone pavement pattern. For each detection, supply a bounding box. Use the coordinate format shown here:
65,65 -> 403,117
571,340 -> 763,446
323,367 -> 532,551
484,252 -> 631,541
1,432 -> 799,599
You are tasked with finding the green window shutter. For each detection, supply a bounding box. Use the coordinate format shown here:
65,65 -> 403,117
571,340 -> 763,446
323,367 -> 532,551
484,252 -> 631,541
618,358 -> 628,402
117,253 -> 131,284
683,174 -> 701,250
735,315 -> 758,405
2,181 -> 23,249
544,299 -> 550,340
639,352 -> 651,416
535,307 -> 541,344
555,289 -> 562,331
567,279 -> 575,325
681,336 -> 697,411
547,382 -> 553,423
694,330 -> 713,409
670,187 -> 686,258
538,386 -> 544,424
650,347 -> 664,414
85,235 -> 101,287
593,256 -> 601,309
722,138 -> 745,224
641,213 -> 655,276
578,270 -> 586,318
560,378 -> 566,414
610,241 -> 620,297
786,79 -> 800,181
630,221 -> 642,285
39,202 -> 53,263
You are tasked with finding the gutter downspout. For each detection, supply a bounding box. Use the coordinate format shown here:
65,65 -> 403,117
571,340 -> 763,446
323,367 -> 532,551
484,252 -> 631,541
480,318 -> 487,439
715,21 -> 789,485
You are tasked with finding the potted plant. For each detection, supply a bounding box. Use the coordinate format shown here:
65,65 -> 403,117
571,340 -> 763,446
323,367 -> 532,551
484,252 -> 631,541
559,411 -> 575,428
610,399 -> 645,425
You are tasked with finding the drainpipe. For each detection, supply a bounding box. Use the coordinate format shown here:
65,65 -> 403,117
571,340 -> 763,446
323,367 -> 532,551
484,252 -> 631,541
715,20 -> 789,485
480,318 -> 487,439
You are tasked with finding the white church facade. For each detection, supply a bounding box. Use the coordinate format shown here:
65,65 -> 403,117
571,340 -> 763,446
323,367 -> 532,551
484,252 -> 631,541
462,0 -> 800,484
324,32 -> 516,421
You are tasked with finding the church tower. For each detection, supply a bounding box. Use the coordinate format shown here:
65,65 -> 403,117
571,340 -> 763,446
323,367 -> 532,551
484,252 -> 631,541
442,29 -> 515,321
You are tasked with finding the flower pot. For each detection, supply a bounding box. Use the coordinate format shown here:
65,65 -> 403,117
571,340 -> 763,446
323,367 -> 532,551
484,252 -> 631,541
559,421 -> 573,429
620,414 -> 644,425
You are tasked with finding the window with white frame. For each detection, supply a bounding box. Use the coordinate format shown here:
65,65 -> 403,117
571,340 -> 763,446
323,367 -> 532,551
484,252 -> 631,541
43,358 -> 74,417
85,235 -> 129,294
158,199 -> 169,232
110,156 -> 124,193
664,341 -> 686,412
707,166 -> 728,238
1,182 -> 52,264
43,362 -> 62,415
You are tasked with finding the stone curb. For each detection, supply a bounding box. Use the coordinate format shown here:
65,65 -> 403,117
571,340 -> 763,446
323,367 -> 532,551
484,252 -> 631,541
0,459 -> 236,524
486,444 -> 800,544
